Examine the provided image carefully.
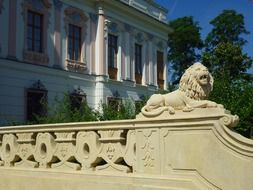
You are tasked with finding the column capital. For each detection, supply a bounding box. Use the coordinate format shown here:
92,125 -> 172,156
96,2 -> 104,15
124,23 -> 133,34
53,0 -> 62,10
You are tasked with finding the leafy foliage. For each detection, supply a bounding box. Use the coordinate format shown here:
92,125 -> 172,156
202,42 -> 253,80
96,99 -> 136,121
168,9 -> 253,138
205,10 -> 249,50
202,9 -> 252,77
168,16 -> 203,83
209,78 -> 253,138
34,93 -> 97,124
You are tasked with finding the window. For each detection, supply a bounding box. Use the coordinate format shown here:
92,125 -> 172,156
26,89 -> 47,122
135,44 -> 142,84
22,0 -> 50,64
27,11 -> 43,53
64,7 -> 88,71
107,97 -> 122,111
157,51 -> 164,89
135,44 -> 142,75
68,24 -> 82,61
108,34 -> 118,68
70,92 -> 86,110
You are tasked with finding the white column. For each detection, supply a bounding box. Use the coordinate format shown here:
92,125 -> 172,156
117,34 -> 122,80
130,34 -> 134,80
121,31 -> 126,80
163,48 -> 168,90
145,41 -> 149,85
141,43 -> 146,85
124,32 -> 131,80
95,5 -> 105,76
148,41 -> 153,85
153,48 -> 157,86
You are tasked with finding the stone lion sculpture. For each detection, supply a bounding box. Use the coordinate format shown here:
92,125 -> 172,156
141,62 -> 223,117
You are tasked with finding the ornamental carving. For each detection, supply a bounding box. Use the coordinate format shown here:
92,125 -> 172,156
34,133 -> 57,168
1,134 -> 19,166
0,128 -> 139,172
141,130 -> 155,168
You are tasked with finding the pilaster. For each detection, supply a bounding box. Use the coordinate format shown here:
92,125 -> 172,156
89,13 -> 98,75
53,0 -> 62,68
7,0 -> 17,59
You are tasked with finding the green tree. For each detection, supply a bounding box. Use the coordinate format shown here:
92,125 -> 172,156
202,42 -> 252,80
202,9 -> 253,138
202,10 -> 252,78
205,10 -> 249,50
209,78 -> 253,138
168,16 -> 203,83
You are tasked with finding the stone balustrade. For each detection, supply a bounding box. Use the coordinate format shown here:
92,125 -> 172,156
0,108 -> 253,190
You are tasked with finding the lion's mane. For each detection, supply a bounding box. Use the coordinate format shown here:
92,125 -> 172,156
179,63 -> 213,100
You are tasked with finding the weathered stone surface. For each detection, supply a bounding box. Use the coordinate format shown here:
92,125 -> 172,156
0,109 -> 252,190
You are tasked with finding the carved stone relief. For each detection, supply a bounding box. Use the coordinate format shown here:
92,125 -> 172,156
137,128 -> 160,174
0,129 -> 136,173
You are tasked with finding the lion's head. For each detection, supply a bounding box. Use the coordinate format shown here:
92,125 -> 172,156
179,62 -> 213,100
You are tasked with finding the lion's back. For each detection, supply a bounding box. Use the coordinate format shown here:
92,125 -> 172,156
164,90 -> 186,108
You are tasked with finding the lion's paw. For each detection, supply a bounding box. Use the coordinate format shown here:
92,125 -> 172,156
183,106 -> 194,112
207,101 -> 218,108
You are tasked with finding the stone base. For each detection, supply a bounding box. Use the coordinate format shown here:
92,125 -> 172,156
0,168 -> 218,190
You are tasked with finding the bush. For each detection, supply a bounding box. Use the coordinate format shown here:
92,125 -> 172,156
34,93 -> 97,124
209,78 -> 253,138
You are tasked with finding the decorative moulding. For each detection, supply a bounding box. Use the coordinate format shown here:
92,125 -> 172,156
66,59 -> 87,72
29,80 -> 47,91
23,51 -> 49,65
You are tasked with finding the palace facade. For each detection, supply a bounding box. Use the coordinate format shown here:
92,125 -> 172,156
0,0 -> 170,124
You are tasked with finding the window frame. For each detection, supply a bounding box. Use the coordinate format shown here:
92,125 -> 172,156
107,96 -> 122,112
25,88 -> 47,122
27,10 -> 43,53
64,7 -> 88,71
22,0 -> 51,64
157,51 -> 164,89
68,24 -> 82,62
69,92 -> 87,111
135,43 -> 142,75
108,34 -> 118,69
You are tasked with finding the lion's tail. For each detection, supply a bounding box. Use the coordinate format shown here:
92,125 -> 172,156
141,106 -> 168,117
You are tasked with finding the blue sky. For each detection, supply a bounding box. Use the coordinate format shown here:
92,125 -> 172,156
155,0 -> 253,59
